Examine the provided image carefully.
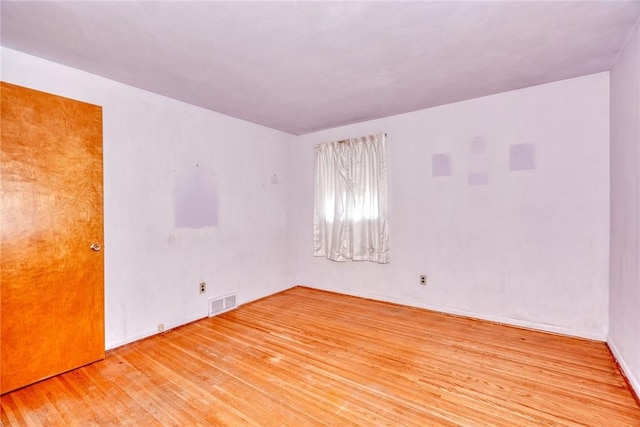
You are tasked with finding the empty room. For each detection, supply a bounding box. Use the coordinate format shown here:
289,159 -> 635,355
1,1 -> 640,425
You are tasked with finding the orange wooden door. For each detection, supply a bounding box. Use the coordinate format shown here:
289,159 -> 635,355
0,82 -> 105,394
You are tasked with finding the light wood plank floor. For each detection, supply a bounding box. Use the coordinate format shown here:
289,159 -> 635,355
2,286 -> 639,426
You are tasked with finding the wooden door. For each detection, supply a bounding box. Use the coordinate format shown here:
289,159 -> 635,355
1,82 -> 105,394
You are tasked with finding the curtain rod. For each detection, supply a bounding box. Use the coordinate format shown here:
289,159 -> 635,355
337,132 -> 387,143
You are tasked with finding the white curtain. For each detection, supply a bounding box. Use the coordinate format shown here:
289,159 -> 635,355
313,133 -> 389,263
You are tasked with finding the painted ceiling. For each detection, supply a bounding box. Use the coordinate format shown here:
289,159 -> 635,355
2,1 -> 639,134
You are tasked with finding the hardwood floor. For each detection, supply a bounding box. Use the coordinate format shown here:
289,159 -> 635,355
2,286 -> 639,426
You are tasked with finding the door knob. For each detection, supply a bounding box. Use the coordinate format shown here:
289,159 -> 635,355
90,243 -> 102,252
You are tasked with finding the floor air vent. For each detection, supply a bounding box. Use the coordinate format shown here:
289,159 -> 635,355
208,293 -> 238,317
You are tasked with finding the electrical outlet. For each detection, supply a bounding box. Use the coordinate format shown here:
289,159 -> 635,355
157,323 -> 165,332
199,282 -> 206,294
420,275 -> 427,286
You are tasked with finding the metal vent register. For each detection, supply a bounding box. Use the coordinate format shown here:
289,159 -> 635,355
208,293 -> 238,317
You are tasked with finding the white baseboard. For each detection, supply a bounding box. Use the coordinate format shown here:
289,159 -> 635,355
105,283 -> 299,350
608,339 -> 640,400
107,282 -> 608,350
105,312 -> 205,350
301,284 -> 608,342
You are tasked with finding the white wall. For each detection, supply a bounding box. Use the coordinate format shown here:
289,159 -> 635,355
292,73 -> 610,340
1,47 -> 614,352
609,19 -> 640,397
1,48 -> 297,349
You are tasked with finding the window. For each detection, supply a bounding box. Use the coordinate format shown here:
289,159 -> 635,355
313,133 -> 389,263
